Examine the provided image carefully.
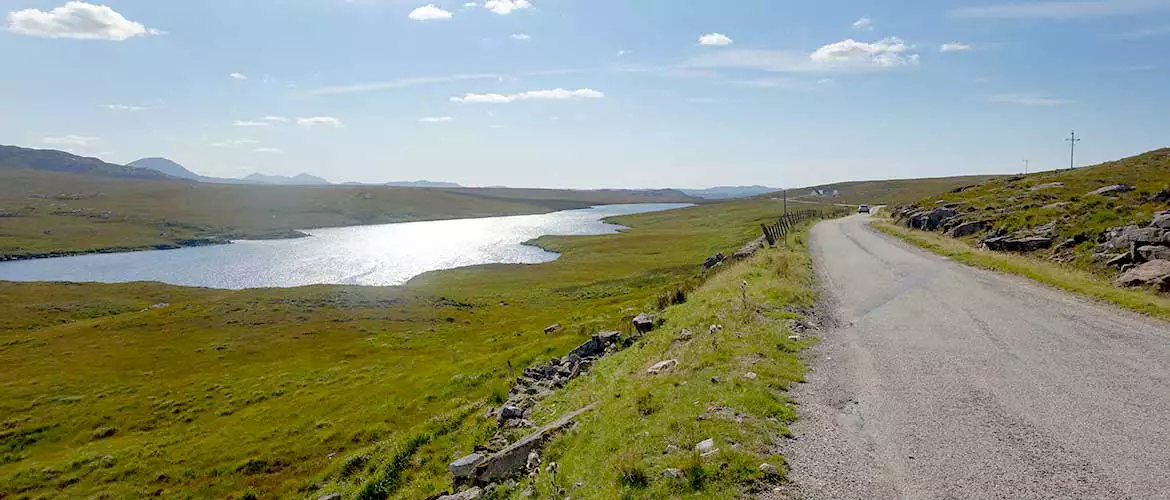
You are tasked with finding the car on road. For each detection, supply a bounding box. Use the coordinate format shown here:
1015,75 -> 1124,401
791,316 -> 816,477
858,204 -> 871,214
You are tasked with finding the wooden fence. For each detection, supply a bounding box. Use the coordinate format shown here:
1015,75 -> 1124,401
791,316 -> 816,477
760,208 -> 851,246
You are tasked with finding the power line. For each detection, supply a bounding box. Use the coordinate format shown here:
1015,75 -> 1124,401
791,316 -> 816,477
1066,130 -> 1081,170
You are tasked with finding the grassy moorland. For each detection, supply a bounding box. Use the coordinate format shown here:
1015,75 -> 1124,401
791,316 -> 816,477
0,198 -> 806,499
892,148 -> 1170,275
790,174 -> 1001,206
0,167 -> 697,259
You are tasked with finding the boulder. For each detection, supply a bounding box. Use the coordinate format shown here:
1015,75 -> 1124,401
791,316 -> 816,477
474,404 -> 597,484
743,372 -> 758,380
632,313 -> 655,334
1153,190 -> 1170,203
1097,226 -> 1169,252
1115,260 -> 1170,290
663,468 -> 685,480
647,359 -> 678,375
702,252 -> 727,270
695,438 -> 717,453
946,220 -> 989,238
676,329 -> 693,342
1151,213 -> 1170,229
759,463 -> 781,476
1107,252 -> 1134,267
1088,184 -> 1135,197
437,487 -> 483,500
1139,246 -> 1170,262
543,323 -> 562,334
499,405 -> 525,421
921,207 -> 960,231
449,454 -> 487,481
318,494 -> 342,500
1030,182 -> 1065,191
732,237 -> 766,260
981,235 -> 1052,252
1043,202 -> 1072,210
596,330 -> 623,346
567,338 -> 603,360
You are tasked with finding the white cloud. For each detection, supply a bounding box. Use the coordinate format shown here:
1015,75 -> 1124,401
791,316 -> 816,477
618,49 -> 632,56
988,94 -> 1076,106
42,135 -> 98,146
730,77 -> 807,89
253,147 -> 283,153
818,78 -> 837,86
941,42 -> 974,52
511,33 -> 531,40
484,0 -> 532,15
418,116 -> 455,123
852,17 -> 873,30
463,2 -> 479,7
451,88 -> 604,103
230,73 -> 248,80
297,116 -> 344,128
263,116 -> 289,122
210,139 -> 259,147
7,1 -> 162,40
698,33 -> 734,46
810,37 -> 920,68
307,73 -> 500,95
951,1 -> 1169,19
233,120 -> 270,127
408,4 -> 453,21
1106,24 -> 1170,38
100,104 -> 145,111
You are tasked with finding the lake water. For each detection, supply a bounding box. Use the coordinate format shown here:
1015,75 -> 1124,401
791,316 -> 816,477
0,204 -> 689,289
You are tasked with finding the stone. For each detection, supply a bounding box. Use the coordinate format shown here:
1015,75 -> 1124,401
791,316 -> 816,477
702,252 -> 727,270
450,453 -> 487,480
907,207 -> 959,231
543,323 -> 562,334
788,335 -> 801,341
709,324 -> 723,334
981,235 -> 1052,252
1043,202 -> 1072,210
1139,246 -> 1170,262
475,403 -> 597,484
1151,213 -> 1170,229
946,220 -> 989,238
647,359 -> 678,375
1098,226 -> 1169,252
317,494 -> 342,500
436,487 -> 483,500
596,330 -> 623,346
676,329 -> 693,342
525,451 -> 541,473
663,468 -> 685,480
743,372 -> 758,380
695,438 -> 717,453
632,313 -> 655,334
1088,184 -> 1135,196
1115,260 -> 1170,290
710,376 -> 721,384
732,237 -> 767,260
1030,182 -> 1064,191
759,463 -> 781,476
567,338 -> 603,360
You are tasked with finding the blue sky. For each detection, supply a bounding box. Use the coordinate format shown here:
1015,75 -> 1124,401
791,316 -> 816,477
1,0 -> 1168,188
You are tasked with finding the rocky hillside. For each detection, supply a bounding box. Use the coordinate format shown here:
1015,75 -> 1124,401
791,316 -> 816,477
790,174 -> 1001,206
891,147 -> 1170,291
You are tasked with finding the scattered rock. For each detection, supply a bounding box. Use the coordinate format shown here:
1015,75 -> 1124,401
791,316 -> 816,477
1115,260 -> 1170,291
946,220 -> 990,238
695,438 -> 717,453
1139,246 -> 1170,262
663,468 -> 686,481
980,235 -> 1053,252
1151,213 -> 1170,229
632,313 -> 655,334
1097,226 -> 1169,252
675,329 -> 693,342
1030,182 -> 1065,191
647,359 -> 678,375
743,372 -> 758,380
759,463 -> 781,476
710,376 -> 721,384
732,237 -> 767,260
787,335 -> 801,341
709,324 -> 723,334
703,252 -> 727,270
525,451 -> 541,474
1088,184 -> 1135,197
474,404 -> 597,484
543,323 -> 562,334
499,405 -> 525,421
1043,202 -> 1072,210
317,494 -> 342,500
436,487 -> 483,500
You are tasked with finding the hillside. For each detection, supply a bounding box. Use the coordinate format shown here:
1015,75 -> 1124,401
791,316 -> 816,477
0,145 -> 176,181
790,174 -> 1002,206
126,157 -> 203,180
245,172 -> 332,185
0,166 -> 697,259
891,147 -> 1170,287
681,185 -> 777,199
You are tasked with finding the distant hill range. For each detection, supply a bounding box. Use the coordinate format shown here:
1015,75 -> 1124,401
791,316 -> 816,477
386,180 -> 462,188
243,172 -> 331,185
0,146 -> 175,180
680,185 -> 777,199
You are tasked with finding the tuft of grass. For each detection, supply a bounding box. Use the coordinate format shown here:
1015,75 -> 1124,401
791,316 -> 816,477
875,221 -> 1170,321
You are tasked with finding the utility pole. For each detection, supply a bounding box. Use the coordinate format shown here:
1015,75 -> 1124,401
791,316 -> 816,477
1066,130 -> 1081,170
1023,159 -> 1030,175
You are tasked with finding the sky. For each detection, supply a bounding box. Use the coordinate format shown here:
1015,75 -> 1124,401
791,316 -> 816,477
1,0 -> 1168,188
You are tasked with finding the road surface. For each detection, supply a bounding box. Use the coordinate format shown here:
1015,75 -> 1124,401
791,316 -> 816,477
778,215 -> 1170,499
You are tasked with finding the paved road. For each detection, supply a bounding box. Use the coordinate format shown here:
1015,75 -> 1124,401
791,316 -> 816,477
778,215 -> 1170,499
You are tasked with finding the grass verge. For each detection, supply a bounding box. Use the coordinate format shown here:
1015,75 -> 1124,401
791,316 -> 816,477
440,227 -> 818,499
874,221 -> 1170,321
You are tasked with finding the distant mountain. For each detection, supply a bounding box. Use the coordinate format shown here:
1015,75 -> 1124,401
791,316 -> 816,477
126,157 -> 203,180
681,185 -> 778,199
244,172 -> 331,185
385,180 -> 462,188
0,145 -> 176,180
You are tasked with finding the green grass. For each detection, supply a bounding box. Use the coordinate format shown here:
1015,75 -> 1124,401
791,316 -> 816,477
0,168 -> 697,259
789,174 -> 1002,206
874,221 -> 1170,321
0,198 -> 804,499
437,228 -> 819,499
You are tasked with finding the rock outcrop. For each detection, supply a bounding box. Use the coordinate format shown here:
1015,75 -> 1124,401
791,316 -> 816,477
1088,184 -> 1135,197
1115,260 -> 1170,291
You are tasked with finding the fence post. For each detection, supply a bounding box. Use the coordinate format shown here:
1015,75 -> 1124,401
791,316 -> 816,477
761,224 -> 775,246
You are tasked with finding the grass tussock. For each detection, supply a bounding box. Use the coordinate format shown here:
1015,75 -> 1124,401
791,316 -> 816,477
875,221 -> 1170,321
